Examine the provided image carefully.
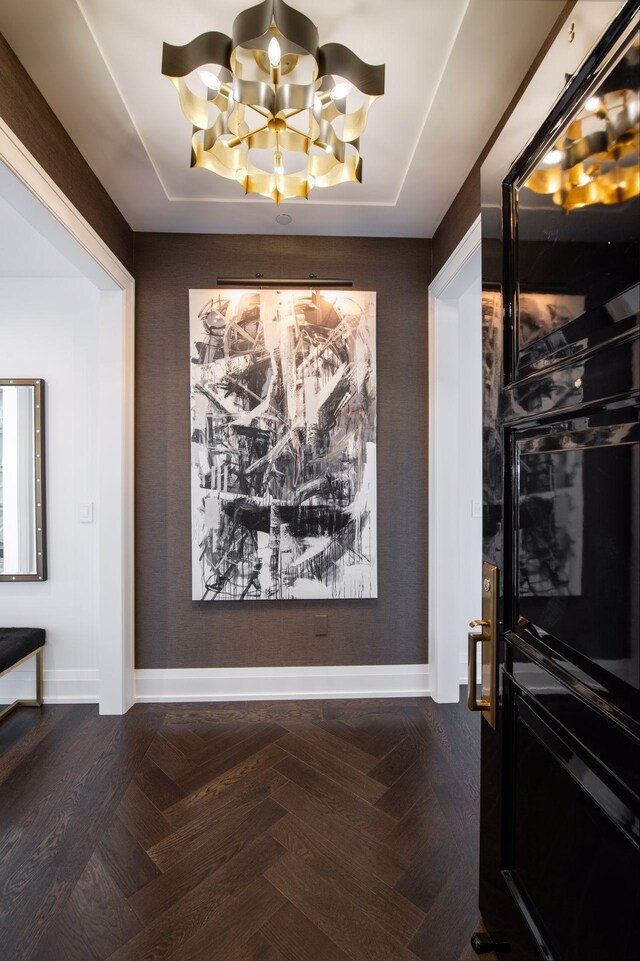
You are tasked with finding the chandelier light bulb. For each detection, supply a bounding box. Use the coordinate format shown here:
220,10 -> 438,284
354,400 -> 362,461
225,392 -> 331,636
198,69 -> 221,92
585,96 -> 601,111
268,36 -> 282,68
274,152 -> 284,175
544,149 -> 563,165
331,82 -> 352,101
307,174 -> 316,188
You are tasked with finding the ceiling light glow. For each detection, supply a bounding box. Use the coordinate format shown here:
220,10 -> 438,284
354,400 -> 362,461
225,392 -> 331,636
268,37 -> 282,68
198,70 -> 221,92
331,82 -> 352,101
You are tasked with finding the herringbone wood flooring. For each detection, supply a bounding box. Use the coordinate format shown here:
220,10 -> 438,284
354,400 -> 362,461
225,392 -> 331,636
0,696 -> 490,961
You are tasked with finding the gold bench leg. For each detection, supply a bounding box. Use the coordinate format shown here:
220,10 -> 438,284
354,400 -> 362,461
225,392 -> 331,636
35,648 -> 44,706
0,647 -> 45,720
0,700 -> 19,721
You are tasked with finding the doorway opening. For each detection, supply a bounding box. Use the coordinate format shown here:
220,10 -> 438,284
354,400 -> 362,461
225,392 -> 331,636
0,120 -> 134,714
428,216 -> 482,702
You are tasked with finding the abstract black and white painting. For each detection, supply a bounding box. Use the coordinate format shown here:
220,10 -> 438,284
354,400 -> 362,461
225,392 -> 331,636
189,289 -> 377,601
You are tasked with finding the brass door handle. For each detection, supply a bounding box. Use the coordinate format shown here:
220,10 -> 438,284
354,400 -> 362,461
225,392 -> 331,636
468,625 -> 490,712
467,562 -> 499,728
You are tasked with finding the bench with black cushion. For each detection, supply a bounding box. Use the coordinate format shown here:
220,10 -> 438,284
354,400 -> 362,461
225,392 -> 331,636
0,628 -> 45,721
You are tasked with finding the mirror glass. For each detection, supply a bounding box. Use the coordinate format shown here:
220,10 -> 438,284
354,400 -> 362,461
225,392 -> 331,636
515,35 -> 639,354
0,380 -> 45,580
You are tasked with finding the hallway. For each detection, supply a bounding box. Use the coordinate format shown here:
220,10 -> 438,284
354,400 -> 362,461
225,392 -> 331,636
0,696 -> 483,960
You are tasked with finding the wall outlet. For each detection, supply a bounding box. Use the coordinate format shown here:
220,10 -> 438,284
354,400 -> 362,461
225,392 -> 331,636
314,614 -> 328,636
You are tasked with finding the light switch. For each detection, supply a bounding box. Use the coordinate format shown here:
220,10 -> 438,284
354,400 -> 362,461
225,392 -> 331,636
472,500 -> 482,518
78,502 -> 94,523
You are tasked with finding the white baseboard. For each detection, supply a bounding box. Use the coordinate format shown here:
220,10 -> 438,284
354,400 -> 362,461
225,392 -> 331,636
0,663 -> 439,706
0,667 -> 99,704
134,663 -> 432,703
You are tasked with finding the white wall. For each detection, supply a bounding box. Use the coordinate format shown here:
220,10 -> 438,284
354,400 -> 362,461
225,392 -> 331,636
457,280 -> 483,672
429,225 -> 482,702
0,278 -> 101,702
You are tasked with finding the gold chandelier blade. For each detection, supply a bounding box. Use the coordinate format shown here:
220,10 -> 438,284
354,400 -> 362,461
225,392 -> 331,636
317,42 -> 385,98
524,77 -> 639,212
162,0 -> 385,202
231,0 -> 320,59
162,31 -> 233,80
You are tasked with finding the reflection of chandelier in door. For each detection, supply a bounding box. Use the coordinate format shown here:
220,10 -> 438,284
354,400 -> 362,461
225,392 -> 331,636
525,84 -> 639,210
162,0 -> 385,203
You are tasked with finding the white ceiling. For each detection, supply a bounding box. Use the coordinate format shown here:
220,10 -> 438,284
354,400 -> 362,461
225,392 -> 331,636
0,0 -> 567,236
0,194 -> 82,277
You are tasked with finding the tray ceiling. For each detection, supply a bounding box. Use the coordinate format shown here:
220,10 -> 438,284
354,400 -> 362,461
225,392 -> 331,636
0,0 -> 568,236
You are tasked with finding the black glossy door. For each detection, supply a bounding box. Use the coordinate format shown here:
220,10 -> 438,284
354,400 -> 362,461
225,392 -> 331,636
478,5 -> 640,959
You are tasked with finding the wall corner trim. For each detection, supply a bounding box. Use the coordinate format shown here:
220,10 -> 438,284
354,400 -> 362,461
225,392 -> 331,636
134,664 -> 433,703
430,215 -> 482,297
428,214 -> 482,705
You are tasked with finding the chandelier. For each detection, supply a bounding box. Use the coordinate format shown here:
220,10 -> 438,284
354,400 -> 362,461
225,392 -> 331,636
525,84 -> 639,210
162,0 -> 385,203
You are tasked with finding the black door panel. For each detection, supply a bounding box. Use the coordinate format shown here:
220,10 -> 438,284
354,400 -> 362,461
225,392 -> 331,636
506,681 -> 639,961
479,3 -> 640,957
503,336 -> 639,423
510,644 -> 640,801
515,418 -> 640,700
515,284 -> 638,378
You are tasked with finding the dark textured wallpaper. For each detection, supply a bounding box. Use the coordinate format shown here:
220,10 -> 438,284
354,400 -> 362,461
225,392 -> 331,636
0,33 -> 134,273
134,233 -> 430,668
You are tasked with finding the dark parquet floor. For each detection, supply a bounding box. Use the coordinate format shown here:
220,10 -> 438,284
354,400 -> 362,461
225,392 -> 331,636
0,694 -> 490,961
